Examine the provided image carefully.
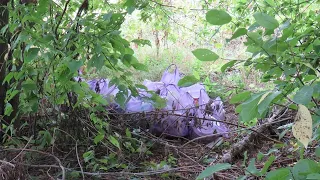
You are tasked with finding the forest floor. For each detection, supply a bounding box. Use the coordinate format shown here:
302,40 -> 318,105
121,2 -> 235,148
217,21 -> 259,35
1,100 -> 310,180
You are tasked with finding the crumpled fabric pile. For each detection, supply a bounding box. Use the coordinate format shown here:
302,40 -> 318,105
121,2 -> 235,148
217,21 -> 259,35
75,64 -> 229,142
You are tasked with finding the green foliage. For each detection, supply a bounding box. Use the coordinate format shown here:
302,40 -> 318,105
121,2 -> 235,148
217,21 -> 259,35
178,75 -> 200,87
196,163 -> 231,180
192,48 -> 219,61
206,9 -> 232,25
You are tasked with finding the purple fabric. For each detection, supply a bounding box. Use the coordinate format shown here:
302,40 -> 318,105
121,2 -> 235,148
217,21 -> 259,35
143,80 -> 166,92
160,64 -> 181,85
160,84 -> 182,111
188,89 -> 229,141
74,65 -> 229,141
180,83 -> 206,99
125,97 -> 153,113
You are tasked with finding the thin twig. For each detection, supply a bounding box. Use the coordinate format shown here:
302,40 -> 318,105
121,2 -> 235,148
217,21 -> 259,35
10,135 -> 33,163
54,0 -> 71,38
1,148 -> 66,180
0,160 -> 15,168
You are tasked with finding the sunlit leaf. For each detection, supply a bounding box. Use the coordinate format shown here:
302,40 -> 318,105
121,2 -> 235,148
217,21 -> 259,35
230,28 -> 247,40
192,48 -> 219,61
206,9 -> 232,25
253,12 -> 279,30
221,60 -> 237,72
292,104 -> 313,148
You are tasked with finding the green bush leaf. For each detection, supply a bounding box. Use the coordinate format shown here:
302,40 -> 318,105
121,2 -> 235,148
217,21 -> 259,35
131,39 -> 151,47
178,75 -> 200,87
108,135 -> 120,149
115,92 -> 127,108
258,91 -> 281,115
192,48 -> 219,61
253,12 -> 279,30
230,91 -> 251,104
88,54 -> 104,71
261,155 -> 276,175
293,159 -> 320,180
221,60 -> 237,72
246,158 -> 260,175
132,62 -> 148,72
307,173 -> 320,179
265,168 -> 293,180
206,9 -> 232,25
25,48 -> 40,63
196,163 -> 231,180
316,147 -> 320,157
230,28 -> 247,40
4,103 -> 13,116
293,86 -> 314,105
22,80 -> 37,91
68,60 -> 83,73
94,133 -> 105,144
240,92 -> 265,122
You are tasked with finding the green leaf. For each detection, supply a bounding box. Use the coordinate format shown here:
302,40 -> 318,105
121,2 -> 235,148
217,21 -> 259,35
230,91 -> 251,104
261,155 -> 276,175
4,103 -> 13,116
316,147 -> 320,157
94,133 -> 105,144
230,28 -> 247,40
258,91 -> 281,115
132,62 -> 148,72
265,168 -> 293,180
253,12 -> 279,30
240,92 -> 265,122
125,128 -> 132,138
192,48 -> 219,61
221,60 -> 237,72
265,0 -> 276,6
293,159 -> 320,180
6,90 -> 20,102
22,80 -> 37,91
115,92 -> 127,108
108,135 -> 120,149
206,9 -> 232,25
196,163 -> 231,180
3,72 -> 14,84
246,158 -> 260,175
307,173 -> 320,179
24,48 -> 40,63
131,39 -> 151,47
67,60 -> 83,73
178,75 -> 200,87
151,94 -> 166,109
293,86 -> 314,105
88,54 -> 104,71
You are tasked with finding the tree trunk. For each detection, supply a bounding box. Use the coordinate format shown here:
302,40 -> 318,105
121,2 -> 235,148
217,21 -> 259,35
0,0 -> 10,142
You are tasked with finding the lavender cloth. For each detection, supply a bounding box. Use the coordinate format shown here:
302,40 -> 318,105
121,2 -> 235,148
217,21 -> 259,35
74,64 -> 229,141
